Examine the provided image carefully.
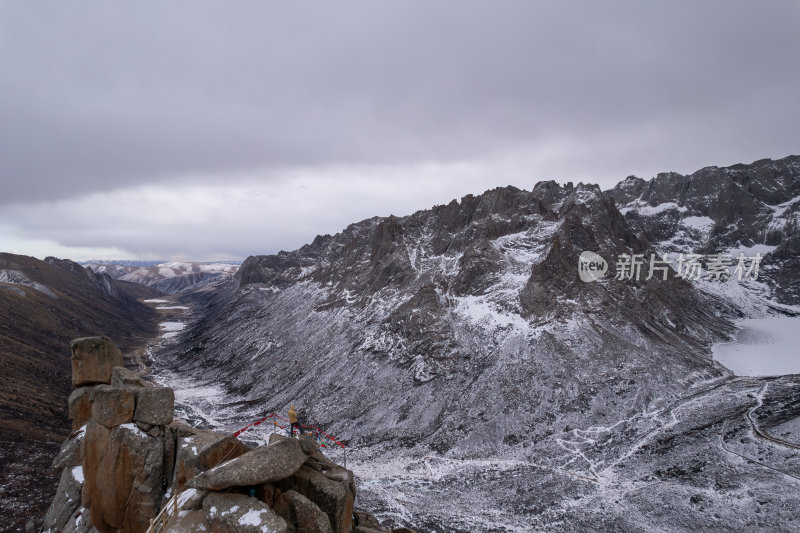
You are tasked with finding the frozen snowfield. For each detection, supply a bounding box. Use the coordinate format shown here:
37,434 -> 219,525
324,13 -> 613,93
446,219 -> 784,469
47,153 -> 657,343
712,316 -> 800,376
159,321 -> 186,339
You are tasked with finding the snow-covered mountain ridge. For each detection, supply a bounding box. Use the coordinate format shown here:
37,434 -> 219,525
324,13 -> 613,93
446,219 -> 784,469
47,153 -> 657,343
151,155 -> 800,531
608,155 -> 800,305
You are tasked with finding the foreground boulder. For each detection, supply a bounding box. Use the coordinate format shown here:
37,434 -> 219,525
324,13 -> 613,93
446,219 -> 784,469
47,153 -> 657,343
279,465 -> 355,533
188,437 -> 307,490
203,492 -> 287,533
173,429 -> 250,489
90,385 -> 135,428
133,386 -> 175,426
273,489 -> 333,533
71,337 -> 122,387
163,510 -> 210,532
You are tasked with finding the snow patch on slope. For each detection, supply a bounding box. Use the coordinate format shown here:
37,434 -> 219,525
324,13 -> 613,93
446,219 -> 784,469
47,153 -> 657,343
619,201 -> 687,216
0,269 -> 58,298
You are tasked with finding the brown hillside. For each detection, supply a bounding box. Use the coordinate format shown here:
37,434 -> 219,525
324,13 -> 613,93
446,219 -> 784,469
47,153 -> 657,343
0,253 -> 160,532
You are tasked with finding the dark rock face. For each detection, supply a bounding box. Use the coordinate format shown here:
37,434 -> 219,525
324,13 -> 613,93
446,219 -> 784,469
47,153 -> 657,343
236,254 -> 308,288
451,239 -> 503,296
273,489 -> 333,533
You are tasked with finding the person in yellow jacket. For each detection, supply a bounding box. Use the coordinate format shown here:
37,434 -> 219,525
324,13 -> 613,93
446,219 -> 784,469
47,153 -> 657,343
288,405 -> 301,437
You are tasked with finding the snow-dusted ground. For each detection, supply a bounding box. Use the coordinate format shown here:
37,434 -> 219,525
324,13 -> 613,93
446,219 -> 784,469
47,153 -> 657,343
152,367 -> 234,430
712,317 -> 800,376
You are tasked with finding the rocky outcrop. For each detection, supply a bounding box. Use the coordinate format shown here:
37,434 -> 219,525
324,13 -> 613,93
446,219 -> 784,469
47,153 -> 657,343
82,419 -> 166,533
44,337 -> 175,533
43,336 -> 409,533
606,155 -> 800,304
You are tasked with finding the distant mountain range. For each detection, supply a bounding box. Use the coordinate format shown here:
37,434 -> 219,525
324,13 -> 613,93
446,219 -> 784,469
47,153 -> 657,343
84,261 -> 240,295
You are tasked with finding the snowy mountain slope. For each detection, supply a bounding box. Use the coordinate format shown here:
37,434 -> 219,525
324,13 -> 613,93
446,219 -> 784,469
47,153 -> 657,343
150,156 -> 800,531
156,184 -> 735,443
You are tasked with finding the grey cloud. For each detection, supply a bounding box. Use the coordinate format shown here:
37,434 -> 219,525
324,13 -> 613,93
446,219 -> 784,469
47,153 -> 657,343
1,1 -> 799,205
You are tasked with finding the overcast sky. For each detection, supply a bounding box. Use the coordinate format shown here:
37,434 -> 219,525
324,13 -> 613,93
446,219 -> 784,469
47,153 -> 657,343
1,1 -> 798,261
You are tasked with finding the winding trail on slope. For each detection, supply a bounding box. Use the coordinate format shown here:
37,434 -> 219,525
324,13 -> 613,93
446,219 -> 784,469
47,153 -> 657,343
745,383 -> 800,450
718,420 -> 800,483
590,374 -> 800,482
601,376 -> 748,473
